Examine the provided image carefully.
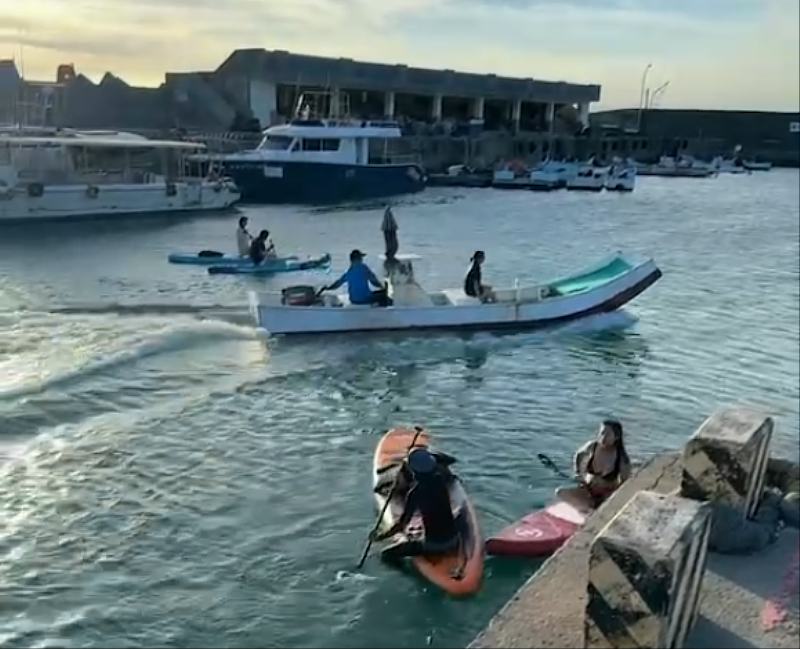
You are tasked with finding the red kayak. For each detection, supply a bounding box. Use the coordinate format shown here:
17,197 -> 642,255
486,501 -> 586,557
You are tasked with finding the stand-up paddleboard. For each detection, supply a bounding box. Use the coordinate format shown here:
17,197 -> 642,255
486,501 -> 586,558
372,427 -> 484,596
207,253 -> 331,275
167,251 -> 298,266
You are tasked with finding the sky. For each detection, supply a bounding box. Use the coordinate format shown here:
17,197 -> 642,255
1,0 -> 798,111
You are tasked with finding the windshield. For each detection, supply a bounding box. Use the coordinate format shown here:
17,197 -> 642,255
259,135 -> 294,151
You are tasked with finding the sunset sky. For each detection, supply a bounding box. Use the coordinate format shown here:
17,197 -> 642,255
1,0 -> 798,111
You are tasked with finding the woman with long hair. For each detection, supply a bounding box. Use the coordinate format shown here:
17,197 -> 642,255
555,419 -> 632,514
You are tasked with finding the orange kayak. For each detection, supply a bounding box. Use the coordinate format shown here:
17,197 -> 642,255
372,427 -> 484,596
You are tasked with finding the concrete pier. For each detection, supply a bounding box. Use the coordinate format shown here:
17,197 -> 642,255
469,407 -> 799,649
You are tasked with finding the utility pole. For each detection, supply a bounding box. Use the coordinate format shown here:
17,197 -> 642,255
636,63 -> 652,132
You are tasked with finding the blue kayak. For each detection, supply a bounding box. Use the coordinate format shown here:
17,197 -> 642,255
207,253 -> 332,276
167,250 -> 300,266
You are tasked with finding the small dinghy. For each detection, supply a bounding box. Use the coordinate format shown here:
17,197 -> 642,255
486,501 -> 586,558
207,253 -> 332,276
248,252 -> 661,336
167,250 -> 299,266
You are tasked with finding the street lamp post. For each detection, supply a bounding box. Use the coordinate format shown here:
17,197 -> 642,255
636,63 -> 653,132
649,80 -> 671,109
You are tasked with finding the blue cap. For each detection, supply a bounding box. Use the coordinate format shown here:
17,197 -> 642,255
407,448 -> 436,475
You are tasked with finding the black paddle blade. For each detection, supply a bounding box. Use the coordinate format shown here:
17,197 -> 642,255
537,453 -> 559,471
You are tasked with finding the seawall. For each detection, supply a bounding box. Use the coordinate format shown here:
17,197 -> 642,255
468,407 -> 799,649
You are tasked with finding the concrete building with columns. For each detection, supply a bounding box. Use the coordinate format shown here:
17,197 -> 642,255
188,48 -> 600,133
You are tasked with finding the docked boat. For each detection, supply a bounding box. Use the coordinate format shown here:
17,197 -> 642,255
248,252 -> 661,336
426,165 -> 492,188
743,159 -> 772,171
636,155 -> 715,178
372,427 -> 484,596
567,163 -> 610,191
200,92 -> 425,205
207,253 -> 331,276
606,162 -> 637,192
0,127 -> 240,224
711,156 -> 750,174
491,160 -> 533,189
528,160 -> 579,191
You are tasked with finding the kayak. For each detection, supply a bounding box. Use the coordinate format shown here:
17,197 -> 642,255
207,253 -> 332,276
167,250 -> 300,266
485,500 -> 586,558
372,427 -> 484,596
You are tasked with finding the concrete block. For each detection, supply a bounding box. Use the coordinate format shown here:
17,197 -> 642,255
585,490 -> 711,649
681,407 -> 773,518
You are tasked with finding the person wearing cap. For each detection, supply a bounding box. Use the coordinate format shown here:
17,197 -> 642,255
464,250 -> 495,302
321,249 -> 392,306
370,447 -> 460,562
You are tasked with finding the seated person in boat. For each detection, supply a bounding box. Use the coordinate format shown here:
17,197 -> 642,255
555,419 -> 632,514
249,230 -> 276,265
236,216 -> 252,256
321,249 -> 392,307
464,251 -> 495,302
370,448 -> 460,563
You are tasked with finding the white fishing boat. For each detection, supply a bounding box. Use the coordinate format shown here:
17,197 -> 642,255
248,252 -> 661,336
0,127 -> 239,223
566,164 -> 610,191
606,162 -> 637,192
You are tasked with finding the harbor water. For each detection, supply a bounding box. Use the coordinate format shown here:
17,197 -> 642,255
1,171 -> 798,648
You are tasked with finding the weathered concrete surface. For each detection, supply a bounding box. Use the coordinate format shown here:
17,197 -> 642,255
468,453 -> 800,649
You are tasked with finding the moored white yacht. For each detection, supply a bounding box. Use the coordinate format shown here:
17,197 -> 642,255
0,127 -> 239,223
636,155 -> 715,178
605,159 -> 637,192
566,160 -> 610,191
204,92 -> 425,205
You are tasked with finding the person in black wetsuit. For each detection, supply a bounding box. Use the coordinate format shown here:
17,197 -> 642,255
371,448 -> 460,562
249,229 -> 273,265
463,250 -> 495,302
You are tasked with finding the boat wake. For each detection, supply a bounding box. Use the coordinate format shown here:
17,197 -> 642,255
0,318 -> 261,402
45,302 -> 253,324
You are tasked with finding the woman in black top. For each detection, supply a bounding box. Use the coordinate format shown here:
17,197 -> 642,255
463,250 -> 495,302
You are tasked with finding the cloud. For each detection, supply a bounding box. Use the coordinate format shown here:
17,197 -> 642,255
1,0 -> 797,111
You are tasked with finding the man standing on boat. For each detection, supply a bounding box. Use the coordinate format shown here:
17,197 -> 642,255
382,205 -> 399,261
236,216 -> 251,257
321,249 -> 392,306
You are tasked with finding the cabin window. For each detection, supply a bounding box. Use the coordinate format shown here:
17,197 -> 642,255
300,138 -> 340,152
262,136 -> 293,150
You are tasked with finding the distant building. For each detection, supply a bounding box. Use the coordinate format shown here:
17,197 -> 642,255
188,48 -> 602,132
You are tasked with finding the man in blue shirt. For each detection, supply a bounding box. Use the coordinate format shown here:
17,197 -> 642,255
321,249 -> 392,306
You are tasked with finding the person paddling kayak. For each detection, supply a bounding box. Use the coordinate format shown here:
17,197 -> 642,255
370,448 -> 460,563
249,230 -> 275,265
555,419 -> 632,514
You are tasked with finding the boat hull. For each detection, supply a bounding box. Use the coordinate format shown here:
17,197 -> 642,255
250,254 -> 662,335
373,427 -> 484,596
0,181 -> 240,224
220,160 -> 425,204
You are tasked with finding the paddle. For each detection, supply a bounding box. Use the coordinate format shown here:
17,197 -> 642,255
536,453 -> 575,481
357,425 -> 425,570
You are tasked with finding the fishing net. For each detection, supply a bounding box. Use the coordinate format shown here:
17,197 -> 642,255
708,489 -> 799,555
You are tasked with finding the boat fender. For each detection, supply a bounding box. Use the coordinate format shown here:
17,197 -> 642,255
86,185 -> 99,198
27,182 -> 45,198
165,182 -> 177,197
